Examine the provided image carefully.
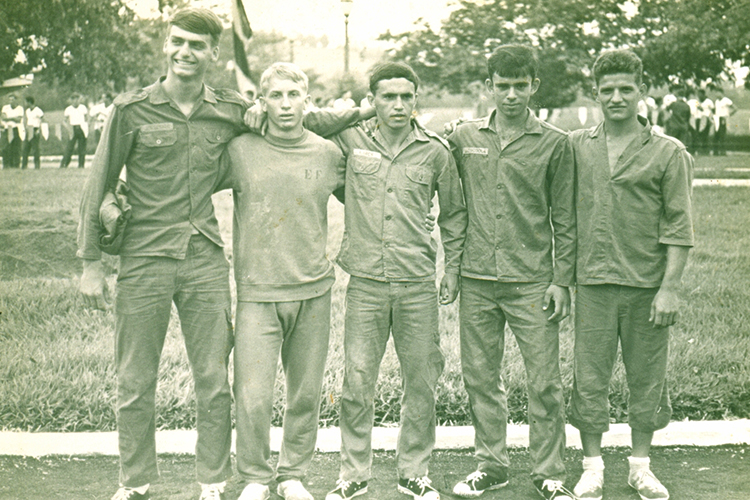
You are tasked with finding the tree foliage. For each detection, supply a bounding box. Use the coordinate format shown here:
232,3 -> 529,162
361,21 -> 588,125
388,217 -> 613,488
0,0 -> 161,95
381,0 -> 750,108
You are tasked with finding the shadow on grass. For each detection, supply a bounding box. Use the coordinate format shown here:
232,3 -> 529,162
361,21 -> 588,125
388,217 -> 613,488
2,446 -> 748,500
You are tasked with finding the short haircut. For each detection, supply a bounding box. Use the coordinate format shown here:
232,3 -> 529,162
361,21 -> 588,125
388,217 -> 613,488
487,44 -> 539,81
260,62 -> 309,96
25,96 -> 35,105
168,8 -> 223,47
592,49 -> 643,86
369,62 -> 420,94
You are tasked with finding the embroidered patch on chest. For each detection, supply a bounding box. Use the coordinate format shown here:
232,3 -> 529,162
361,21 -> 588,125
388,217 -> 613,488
463,147 -> 488,155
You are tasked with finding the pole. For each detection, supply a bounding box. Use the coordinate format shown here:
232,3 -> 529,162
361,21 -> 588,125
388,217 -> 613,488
344,14 -> 350,74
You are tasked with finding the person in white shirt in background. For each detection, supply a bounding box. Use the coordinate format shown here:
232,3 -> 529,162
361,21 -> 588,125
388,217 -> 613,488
60,93 -> 89,168
1,93 -> 25,169
22,96 -> 45,169
694,90 -> 714,156
90,93 -> 114,144
713,89 -> 737,156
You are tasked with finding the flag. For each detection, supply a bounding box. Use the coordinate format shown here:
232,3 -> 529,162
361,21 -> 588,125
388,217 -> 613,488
231,0 -> 257,100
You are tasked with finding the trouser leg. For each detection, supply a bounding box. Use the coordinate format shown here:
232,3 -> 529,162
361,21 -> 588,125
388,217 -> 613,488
339,277 -> 392,482
502,283 -> 565,482
618,287 -> 671,433
276,291 -> 332,482
174,236 -> 234,484
115,256 -> 176,487
458,278 -> 510,477
76,127 -> 87,168
569,285 -> 621,434
391,281 -> 443,480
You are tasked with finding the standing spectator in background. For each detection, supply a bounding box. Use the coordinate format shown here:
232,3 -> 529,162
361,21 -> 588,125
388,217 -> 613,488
665,90 -> 691,149
333,90 -> 356,109
695,90 -> 714,156
90,93 -> 114,144
713,89 -> 737,156
60,93 -> 88,168
1,93 -> 24,169
22,96 -> 45,169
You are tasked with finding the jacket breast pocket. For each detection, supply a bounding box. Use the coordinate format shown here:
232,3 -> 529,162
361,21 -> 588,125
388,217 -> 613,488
402,165 -> 433,210
139,129 -> 177,148
136,129 -> 178,174
349,155 -> 381,200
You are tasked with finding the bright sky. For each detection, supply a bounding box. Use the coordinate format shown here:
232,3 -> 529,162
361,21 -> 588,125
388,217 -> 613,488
127,0 -> 456,45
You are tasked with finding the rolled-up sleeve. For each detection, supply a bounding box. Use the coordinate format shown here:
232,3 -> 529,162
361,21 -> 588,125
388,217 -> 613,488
659,148 -> 694,247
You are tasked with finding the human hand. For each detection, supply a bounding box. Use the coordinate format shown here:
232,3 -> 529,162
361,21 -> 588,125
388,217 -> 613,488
543,284 -> 570,322
244,102 -> 267,135
80,259 -> 110,310
650,287 -> 681,327
425,213 -> 436,232
439,272 -> 460,304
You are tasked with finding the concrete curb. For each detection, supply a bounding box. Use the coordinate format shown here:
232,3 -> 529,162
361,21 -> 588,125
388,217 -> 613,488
2,420 -> 748,457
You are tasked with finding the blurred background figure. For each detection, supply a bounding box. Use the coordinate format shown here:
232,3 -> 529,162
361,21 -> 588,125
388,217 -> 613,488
713,89 -> 737,156
333,90 -> 355,109
665,90 -> 692,150
22,96 -> 45,169
89,93 -> 113,145
694,89 -> 714,155
59,93 -> 88,168
1,93 -> 24,169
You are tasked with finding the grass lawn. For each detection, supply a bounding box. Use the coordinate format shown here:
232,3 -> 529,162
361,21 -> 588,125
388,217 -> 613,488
1,154 -> 749,432
1,446 -> 748,500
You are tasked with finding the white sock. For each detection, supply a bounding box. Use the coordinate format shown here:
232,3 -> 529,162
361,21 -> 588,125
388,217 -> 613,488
628,456 -> 650,475
582,456 -> 604,472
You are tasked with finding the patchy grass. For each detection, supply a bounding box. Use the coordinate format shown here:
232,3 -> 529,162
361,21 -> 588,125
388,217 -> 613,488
1,446 -> 748,500
1,169 -> 749,432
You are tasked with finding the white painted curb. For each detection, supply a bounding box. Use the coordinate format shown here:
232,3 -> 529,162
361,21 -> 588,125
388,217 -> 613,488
1,420 -> 748,457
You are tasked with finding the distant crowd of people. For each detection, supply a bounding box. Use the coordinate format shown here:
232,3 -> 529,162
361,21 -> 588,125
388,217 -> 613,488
0,91 -> 114,169
639,88 -> 737,156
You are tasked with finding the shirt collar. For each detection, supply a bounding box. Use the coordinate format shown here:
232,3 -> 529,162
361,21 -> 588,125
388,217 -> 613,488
479,108 -> 544,135
363,116 -> 430,145
149,77 -> 216,105
588,114 -> 652,144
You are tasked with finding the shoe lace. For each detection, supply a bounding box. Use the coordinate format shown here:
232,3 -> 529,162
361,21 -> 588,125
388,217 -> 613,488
466,471 -> 487,483
413,477 -> 433,490
200,483 -> 225,500
112,489 -> 139,500
541,480 -> 577,499
335,479 -> 353,491
632,469 -> 667,492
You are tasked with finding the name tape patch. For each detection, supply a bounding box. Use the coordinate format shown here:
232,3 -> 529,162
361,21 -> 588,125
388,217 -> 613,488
463,147 -> 488,155
353,148 -> 382,160
141,122 -> 175,132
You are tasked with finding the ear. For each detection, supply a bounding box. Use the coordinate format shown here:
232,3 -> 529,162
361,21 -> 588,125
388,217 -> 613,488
259,96 -> 267,113
592,86 -> 599,101
367,92 -> 374,104
211,45 -> 220,62
485,78 -> 493,94
304,94 -> 312,107
639,83 -> 647,97
530,78 -> 541,95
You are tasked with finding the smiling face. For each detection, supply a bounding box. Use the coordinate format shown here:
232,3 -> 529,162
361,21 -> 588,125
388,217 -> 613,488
369,77 -> 417,133
595,73 -> 645,124
163,25 -> 218,81
261,76 -> 309,135
485,73 -> 539,121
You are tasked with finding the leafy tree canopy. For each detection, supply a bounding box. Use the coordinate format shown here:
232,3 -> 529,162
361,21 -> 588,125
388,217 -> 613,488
0,0 -> 164,96
380,0 -> 750,108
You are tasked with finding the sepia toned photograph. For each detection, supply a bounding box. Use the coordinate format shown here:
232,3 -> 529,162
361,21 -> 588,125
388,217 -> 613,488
1,0 -> 749,499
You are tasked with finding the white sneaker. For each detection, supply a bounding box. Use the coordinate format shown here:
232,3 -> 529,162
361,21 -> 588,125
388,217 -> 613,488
277,479 -> 315,500
239,483 -> 271,500
574,470 -> 603,500
628,469 -> 669,500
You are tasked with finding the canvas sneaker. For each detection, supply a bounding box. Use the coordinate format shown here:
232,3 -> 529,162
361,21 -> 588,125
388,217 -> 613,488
452,470 -> 509,497
238,483 -> 271,500
533,479 -> 575,500
573,469 -> 603,500
278,480 -> 314,500
199,482 -> 226,500
325,479 -> 369,500
628,469 -> 669,500
398,477 -> 440,500
111,487 -> 150,500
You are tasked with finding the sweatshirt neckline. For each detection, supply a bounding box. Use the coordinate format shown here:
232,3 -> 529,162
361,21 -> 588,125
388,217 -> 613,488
264,129 -> 308,147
